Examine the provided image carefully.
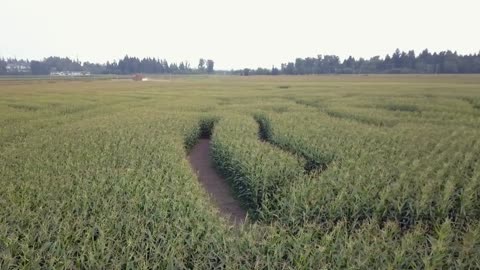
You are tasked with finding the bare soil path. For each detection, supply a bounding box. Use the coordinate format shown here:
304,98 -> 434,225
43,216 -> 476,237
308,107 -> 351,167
188,139 -> 247,224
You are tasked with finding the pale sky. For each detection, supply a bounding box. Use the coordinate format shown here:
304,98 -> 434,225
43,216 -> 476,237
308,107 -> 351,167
2,0 -> 479,69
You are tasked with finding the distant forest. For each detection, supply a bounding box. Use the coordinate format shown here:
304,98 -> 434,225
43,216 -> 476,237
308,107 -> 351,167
238,49 -> 480,75
1,49 -> 480,76
0,56 -> 214,75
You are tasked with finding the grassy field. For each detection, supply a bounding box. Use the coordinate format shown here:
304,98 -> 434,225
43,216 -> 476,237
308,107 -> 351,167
1,75 -> 480,269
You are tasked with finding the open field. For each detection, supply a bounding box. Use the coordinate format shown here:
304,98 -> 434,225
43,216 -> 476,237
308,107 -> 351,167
1,75 -> 480,269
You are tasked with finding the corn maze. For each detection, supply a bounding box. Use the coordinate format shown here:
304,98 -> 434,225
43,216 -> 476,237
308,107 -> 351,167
1,75 -> 479,268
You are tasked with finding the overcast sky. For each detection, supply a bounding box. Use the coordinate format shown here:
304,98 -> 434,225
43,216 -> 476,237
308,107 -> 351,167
2,0 -> 479,69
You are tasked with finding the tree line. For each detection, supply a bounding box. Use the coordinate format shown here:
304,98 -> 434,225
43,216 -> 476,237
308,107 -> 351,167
234,49 -> 480,75
105,56 -> 214,74
0,56 -> 215,75
2,49 -> 480,76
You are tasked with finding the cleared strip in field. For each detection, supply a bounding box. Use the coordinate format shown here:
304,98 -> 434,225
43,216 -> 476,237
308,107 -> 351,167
210,115 -> 305,221
187,119 -> 247,224
293,98 -> 398,127
255,114 -> 330,173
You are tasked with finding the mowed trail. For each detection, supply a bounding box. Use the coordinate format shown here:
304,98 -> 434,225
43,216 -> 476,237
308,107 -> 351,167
188,139 -> 247,224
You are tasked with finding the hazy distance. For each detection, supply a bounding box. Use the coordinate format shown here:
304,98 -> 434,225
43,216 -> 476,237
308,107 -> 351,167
2,0 -> 479,69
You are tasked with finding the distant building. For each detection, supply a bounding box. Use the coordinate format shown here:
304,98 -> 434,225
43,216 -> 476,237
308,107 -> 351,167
6,62 -> 30,73
50,71 -> 91,76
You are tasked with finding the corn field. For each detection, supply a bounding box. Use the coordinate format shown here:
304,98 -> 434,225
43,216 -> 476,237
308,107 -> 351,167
1,75 -> 479,269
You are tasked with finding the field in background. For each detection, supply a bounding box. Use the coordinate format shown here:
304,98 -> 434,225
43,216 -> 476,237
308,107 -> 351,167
1,75 -> 480,268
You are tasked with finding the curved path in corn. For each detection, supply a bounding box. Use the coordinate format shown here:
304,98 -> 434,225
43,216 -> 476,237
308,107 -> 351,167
188,139 -> 247,224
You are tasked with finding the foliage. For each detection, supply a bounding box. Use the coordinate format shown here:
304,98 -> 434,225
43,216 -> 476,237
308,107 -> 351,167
234,49 -> 480,75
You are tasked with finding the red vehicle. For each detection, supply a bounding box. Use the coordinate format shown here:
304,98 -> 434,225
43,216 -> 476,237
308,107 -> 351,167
132,74 -> 144,81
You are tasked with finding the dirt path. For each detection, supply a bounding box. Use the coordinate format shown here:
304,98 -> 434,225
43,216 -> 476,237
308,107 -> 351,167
188,139 -> 247,224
